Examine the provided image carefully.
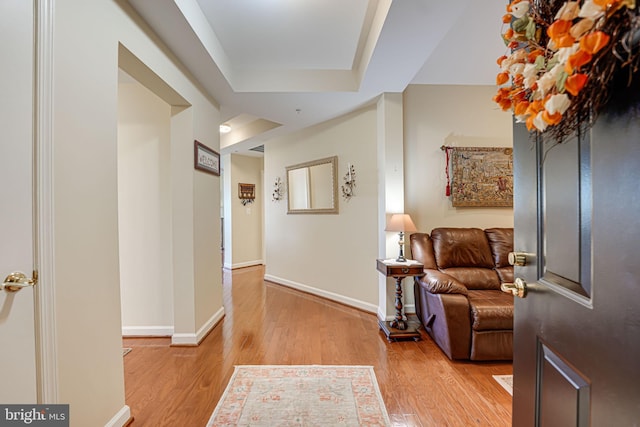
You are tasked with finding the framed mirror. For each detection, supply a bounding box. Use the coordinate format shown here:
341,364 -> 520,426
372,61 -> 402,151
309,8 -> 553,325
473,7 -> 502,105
286,156 -> 338,214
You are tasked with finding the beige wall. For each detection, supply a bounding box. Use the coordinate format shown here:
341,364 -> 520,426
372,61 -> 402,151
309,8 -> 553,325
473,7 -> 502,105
52,0 -> 221,425
404,84 -> 514,232
262,86 -> 513,316
225,155 -> 264,269
264,105 -> 380,310
117,77 -> 174,336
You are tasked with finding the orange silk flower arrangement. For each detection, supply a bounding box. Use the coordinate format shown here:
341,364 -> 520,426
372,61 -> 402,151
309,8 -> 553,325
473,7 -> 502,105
494,0 -> 634,133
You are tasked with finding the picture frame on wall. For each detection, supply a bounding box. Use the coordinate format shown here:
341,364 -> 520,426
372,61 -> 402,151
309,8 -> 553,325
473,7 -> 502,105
194,140 -> 220,176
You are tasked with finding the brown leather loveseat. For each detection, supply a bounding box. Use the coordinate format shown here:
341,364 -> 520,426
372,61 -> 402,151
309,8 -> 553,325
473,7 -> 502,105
410,228 -> 514,361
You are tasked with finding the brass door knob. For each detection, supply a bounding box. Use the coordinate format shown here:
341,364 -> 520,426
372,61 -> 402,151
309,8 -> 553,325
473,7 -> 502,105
2,271 -> 38,293
501,277 -> 528,298
508,252 -> 527,266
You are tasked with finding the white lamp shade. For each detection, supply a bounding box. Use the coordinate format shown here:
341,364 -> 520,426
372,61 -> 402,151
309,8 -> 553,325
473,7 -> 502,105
385,214 -> 417,232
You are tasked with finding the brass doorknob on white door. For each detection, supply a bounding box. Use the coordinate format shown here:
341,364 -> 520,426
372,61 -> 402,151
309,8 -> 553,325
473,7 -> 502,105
1,271 -> 38,292
508,252 -> 528,266
501,277 -> 528,298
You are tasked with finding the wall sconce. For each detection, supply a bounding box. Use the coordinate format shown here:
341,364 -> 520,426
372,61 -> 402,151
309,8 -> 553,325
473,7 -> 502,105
385,214 -> 417,262
272,177 -> 284,202
341,163 -> 356,201
239,183 -> 255,206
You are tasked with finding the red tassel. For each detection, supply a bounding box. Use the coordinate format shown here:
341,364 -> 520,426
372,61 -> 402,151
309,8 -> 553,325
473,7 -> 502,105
444,147 -> 451,197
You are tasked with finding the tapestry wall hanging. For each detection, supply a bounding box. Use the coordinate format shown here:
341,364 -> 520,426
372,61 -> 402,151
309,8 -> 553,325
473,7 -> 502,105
444,146 -> 513,208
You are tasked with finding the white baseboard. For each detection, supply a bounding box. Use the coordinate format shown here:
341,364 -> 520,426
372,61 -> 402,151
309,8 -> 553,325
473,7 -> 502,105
264,274 -> 378,314
171,306 -> 225,346
122,325 -> 174,337
231,260 -> 263,269
379,305 -> 416,321
104,405 -> 131,427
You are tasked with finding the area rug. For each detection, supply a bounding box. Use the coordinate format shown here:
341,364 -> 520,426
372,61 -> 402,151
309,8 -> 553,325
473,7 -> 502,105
207,365 -> 391,426
493,375 -> 513,396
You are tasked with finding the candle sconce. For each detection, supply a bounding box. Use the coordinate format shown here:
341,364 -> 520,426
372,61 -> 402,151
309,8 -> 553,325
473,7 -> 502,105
341,163 -> 356,201
239,183 -> 255,206
272,177 -> 284,202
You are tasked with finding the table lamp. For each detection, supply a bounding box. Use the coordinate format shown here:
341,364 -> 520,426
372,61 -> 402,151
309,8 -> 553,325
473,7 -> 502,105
385,214 -> 417,262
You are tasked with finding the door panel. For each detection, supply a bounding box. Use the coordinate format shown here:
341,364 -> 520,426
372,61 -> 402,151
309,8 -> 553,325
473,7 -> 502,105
513,84 -> 640,425
0,0 -> 37,403
538,342 -> 590,427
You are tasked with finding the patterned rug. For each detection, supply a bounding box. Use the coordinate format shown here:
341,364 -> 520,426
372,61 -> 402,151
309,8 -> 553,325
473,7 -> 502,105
207,365 -> 391,426
493,375 -> 513,396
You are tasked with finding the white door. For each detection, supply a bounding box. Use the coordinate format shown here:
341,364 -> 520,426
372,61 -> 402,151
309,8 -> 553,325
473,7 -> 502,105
0,0 -> 38,403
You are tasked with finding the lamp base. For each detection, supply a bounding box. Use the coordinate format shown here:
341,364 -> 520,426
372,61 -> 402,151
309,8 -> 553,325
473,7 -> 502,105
396,231 -> 406,262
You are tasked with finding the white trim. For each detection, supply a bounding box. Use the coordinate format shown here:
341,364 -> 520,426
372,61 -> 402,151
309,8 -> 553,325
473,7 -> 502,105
230,260 -> 263,269
121,326 -> 174,337
264,274 -> 378,314
34,0 -> 58,404
379,304 -> 415,322
104,405 -> 131,427
171,333 -> 198,346
171,307 -> 224,346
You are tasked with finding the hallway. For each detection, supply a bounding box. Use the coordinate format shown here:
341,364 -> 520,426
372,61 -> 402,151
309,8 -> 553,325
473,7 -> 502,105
124,266 -> 512,426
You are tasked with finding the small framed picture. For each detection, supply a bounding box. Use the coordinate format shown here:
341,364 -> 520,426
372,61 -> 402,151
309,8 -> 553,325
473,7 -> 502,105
194,140 -> 220,176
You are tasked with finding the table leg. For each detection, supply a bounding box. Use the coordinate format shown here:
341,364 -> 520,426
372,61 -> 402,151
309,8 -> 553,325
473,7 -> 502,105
389,276 -> 407,330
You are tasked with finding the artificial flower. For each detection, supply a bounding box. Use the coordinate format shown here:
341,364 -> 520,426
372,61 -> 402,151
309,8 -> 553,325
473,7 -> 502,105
579,31 -> 610,54
556,43 -> 581,63
510,63 -> 526,75
536,64 -> 563,97
522,63 -> 538,88
527,49 -> 544,63
593,0 -> 621,6
565,73 -> 589,96
494,0 -> 632,133
545,93 -> 572,115
548,19 -> 573,40
497,72 -> 510,85
578,0 -> 606,19
533,112 -> 549,131
570,18 -> 595,38
565,49 -> 592,73
555,2 -> 581,20
511,1 -> 531,18
514,100 -> 530,117
542,110 -> 563,125
547,20 -> 576,49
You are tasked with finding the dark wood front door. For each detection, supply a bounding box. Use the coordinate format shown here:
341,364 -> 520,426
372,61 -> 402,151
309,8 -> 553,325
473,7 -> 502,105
512,90 -> 640,425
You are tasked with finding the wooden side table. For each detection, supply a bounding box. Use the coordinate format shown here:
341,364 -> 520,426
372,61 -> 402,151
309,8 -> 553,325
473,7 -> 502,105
376,259 -> 424,342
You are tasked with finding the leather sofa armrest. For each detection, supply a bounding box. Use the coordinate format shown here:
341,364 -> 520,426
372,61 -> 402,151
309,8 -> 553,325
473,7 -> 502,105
416,269 -> 468,295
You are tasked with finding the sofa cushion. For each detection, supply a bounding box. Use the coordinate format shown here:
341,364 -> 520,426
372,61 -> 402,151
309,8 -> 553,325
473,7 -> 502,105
409,233 -> 438,269
485,228 -> 514,268
467,290 -> 514,331
431,228 -> 495,269
495,266 -> 514,284
440,267 -> 500,290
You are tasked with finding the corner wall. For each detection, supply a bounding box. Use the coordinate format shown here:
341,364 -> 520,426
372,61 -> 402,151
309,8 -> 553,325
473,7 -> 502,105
52,1 -> 221,425
264,105 -> 380,311
226,154 -> 264,269
117,77 -> 174,336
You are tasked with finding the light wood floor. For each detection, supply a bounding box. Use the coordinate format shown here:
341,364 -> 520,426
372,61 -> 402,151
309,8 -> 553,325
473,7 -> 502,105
123,265 -> 512,426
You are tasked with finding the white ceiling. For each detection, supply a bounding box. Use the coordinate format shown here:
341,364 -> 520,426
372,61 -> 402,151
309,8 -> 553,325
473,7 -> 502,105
126,0 -> 507,155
